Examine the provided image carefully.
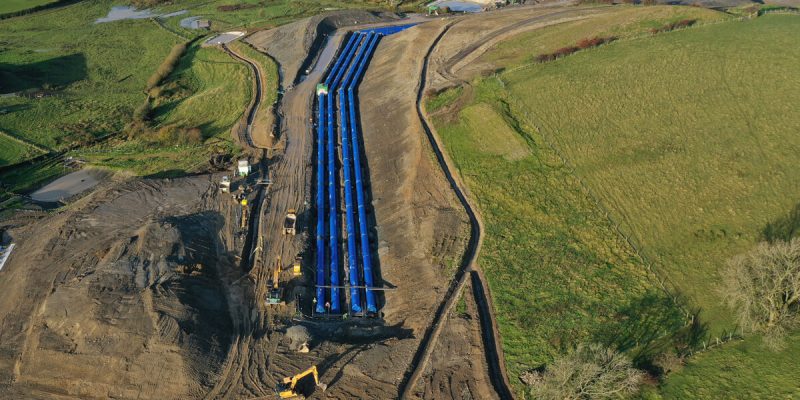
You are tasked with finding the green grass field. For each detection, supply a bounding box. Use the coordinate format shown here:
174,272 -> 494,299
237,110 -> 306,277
0,0 -> 180,154
153,45 -> 250,138
430,9 -> 800,398
0,0 -> 57,15
429,82 -> 688,397
496,13 -> 800,333
660,332 -> 800,399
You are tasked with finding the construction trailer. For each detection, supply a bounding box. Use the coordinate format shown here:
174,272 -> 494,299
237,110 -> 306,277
237,159 -> 251,177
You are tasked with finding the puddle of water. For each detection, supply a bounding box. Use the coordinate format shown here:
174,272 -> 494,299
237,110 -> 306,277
94,6 -> 155,23
31,169 -> 108,203
160,10 -> 187,19
429,0 -> 485,13
204,32 -> 245,46
95,6 -> 188,24
180,16 -> 201,29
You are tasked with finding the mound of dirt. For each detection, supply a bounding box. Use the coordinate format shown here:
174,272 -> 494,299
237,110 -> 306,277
0,177 -> 236,398
246,10 -> 402,86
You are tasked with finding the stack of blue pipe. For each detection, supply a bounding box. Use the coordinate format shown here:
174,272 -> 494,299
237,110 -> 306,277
315,27 -> 414,315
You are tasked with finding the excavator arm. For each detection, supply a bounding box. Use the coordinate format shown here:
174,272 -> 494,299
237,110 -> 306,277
278,366 -> 320,399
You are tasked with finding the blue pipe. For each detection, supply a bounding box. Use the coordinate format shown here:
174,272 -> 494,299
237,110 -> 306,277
315,34 -> 357,314
326,93 -> 340,313
324,33 -> 359,87
347,33 -> 382,313
326,33 -> 365,313
315,93 -> 326,314
339,33 -> 374,314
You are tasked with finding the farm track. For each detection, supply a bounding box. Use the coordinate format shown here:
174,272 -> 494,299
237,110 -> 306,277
400,19 -> 514,400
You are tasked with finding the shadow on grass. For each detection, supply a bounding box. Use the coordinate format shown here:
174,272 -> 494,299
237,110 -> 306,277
0,53 -> 87,94
763,202 -> 800,243
592,290 -> 708,373
144,169 -> 187,179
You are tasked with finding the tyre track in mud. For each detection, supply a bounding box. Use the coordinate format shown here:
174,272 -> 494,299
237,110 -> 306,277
399,20 -> 514,400
209,40 -> 314,400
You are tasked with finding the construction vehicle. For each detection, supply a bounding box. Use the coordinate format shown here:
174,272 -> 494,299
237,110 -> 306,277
266,257 -> 284,305
277,365 -> 326,399
283,209 -> 297,235
240,198 -> 248,230
292,257 -> 302,276
219,175 -> 230,193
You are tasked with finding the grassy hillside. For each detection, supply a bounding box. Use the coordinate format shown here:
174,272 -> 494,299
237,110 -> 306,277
496,14 -> 800,333
0,1 -> 180,154
429,8 -> 800,398
152,45 -> 250,138
0,0 -> 57,15
661,332 -> 800,399
429,83 -> 689,396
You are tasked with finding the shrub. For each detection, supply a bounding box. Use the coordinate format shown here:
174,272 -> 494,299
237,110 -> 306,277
145,42 -> 188,91
525,343 -> 644,400
534,36 -> 616,63
651,19 -> 697,34
722,238 -> 800,350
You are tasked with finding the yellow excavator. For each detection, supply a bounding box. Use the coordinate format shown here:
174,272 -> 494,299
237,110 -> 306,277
277,365 -> 326,399
266,257 -> 284,305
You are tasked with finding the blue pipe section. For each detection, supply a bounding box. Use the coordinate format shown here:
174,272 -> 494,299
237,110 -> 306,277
326,33 -> 364,313
316,33 -> 359,314
315,92 -> 326,314
339,32 -> 376,314
347,32 -> 381,313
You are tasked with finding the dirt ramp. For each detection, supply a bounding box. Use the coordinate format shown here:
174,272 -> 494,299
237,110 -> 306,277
0,177 -> 234,399
359,20 -> 469,335
246,10 -> 401,85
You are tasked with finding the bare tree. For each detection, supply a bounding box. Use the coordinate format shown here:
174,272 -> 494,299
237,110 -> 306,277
722,237 -> 800,349
525,343 -> 644,400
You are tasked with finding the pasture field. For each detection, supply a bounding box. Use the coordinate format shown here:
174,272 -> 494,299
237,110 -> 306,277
661,332 -> 800,399
152,45 -> 250,138
480,5 -> 726,68
0,1 -> 180,152
496,13 -> 800,333
429,82 -> 688,395
0,0 -> 57,15
431,10 -> 800,398
73,44 -> 249,176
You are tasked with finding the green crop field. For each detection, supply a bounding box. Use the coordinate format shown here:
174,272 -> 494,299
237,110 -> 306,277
430,8 -> 800,398
0,0 -> 57,15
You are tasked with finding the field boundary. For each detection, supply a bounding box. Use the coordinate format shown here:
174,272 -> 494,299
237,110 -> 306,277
0,0 -> 82,20
0,129 -> 49,154
400,19 -> 515,400
503,13 -> 748,76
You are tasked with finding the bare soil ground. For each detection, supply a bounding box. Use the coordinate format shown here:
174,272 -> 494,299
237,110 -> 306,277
0,176 -> 239,399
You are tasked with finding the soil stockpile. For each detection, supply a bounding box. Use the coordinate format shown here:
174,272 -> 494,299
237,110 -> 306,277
0,177 -> 235,399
